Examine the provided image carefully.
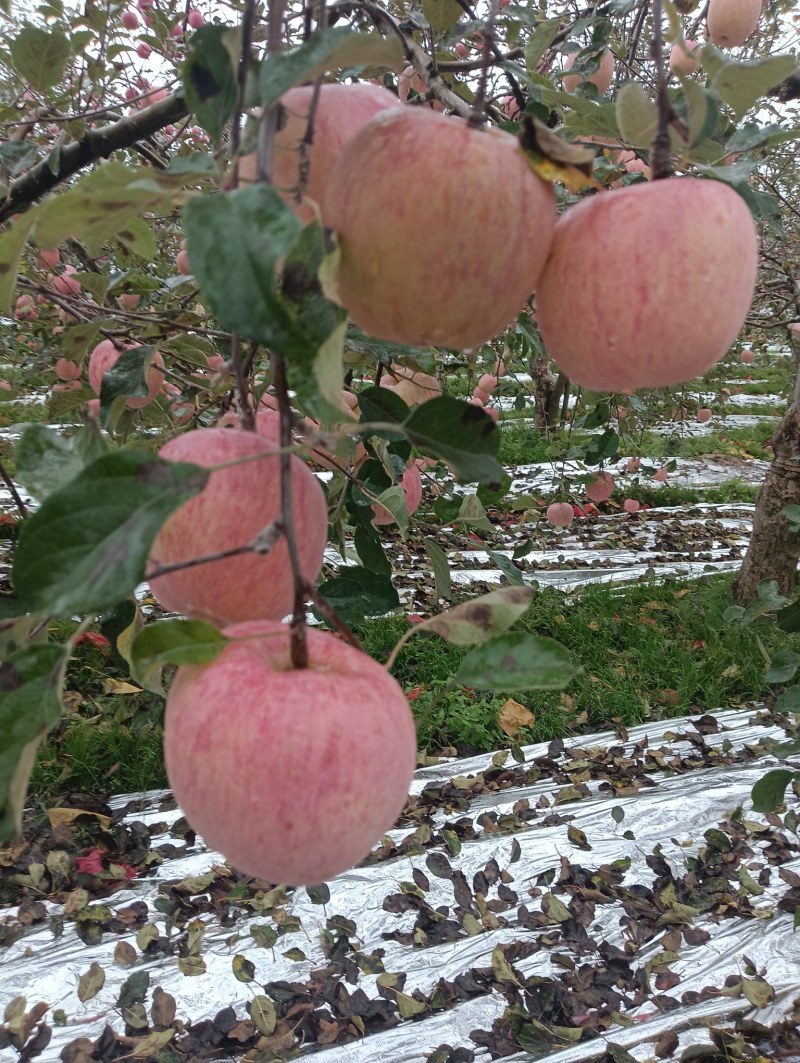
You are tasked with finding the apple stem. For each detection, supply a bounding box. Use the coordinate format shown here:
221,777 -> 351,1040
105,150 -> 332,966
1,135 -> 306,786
272,350 -> 309,670
650,0 -> 674,181
304,584 -> 363,650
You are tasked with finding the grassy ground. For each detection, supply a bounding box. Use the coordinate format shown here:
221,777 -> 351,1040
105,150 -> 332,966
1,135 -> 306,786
28,573 -> 794,804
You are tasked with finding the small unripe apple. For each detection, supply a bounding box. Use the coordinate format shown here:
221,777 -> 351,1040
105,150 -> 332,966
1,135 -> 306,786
654,467 -> 669,482
325,108 -> 556,350
740,348 -> 754,364
563,48 -> 614,94
697,406 -> 712,423
546,502 -> 574,528
536,179 -> 758,392
706,0 -> 760,47
623,498 -> 641,514
669,38 -> 702,75
373,465 -> 423,526
240,83 -> 402,221
148,428 -> 328,626
88,339 -> 164,408
585,472 -> 615,503
163,620 -> 416,885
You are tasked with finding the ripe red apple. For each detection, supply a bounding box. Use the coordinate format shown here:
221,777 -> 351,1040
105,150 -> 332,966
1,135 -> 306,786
148,427 -> 328,625
563,49 -> 614,94
626,457 -> 640,473
380,366 -> 441,407
88,339 -> 165,408
546,502 -> 574,528
121,8 -> 139,28
585,472 -> 615,503
325,108 -> 556,350
136,42 -> 152,58
669,39 -> 701,75
54,358 -> 82,382
654,467 -> 669,482
697,406 -> 712,422
741,348 -> 754,364
373,465 -> 423,526
477,374 -> 498,395
706,0 -> 760,47
163,620 -> 416,885
240,83 -> 402,220
536,179 -> 758,392
187,7 -> 203,27
623,498 -> 641,514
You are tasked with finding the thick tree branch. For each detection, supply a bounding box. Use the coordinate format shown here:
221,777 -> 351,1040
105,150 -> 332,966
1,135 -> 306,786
0,91 -> 189,225
768,72 -> 800,102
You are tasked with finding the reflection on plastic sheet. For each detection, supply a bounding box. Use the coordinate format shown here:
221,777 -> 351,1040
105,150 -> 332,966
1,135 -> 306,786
2,708 -> 800,1062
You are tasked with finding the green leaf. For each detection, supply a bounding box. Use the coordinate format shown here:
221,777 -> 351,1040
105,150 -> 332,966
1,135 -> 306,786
372,485 -> 409,535
775,686 -> 800,714
354,521 -> 391,576
0,643 -> 67,841
404,397 -> 501,483
183,186 -> 346,367
0,213 -> 38,316
752,768 -> 798,813
14,424 -> 107,501
357,385 -> 409,440
414,586 -> 534,646
615,82 -> 657,148
13,450 -> 209,617
524,18 -> 561,76
423,537 -> 452,600
777,600 -> 800,634
99,345 -> 161,426
455,631 -> 576,690
117,971 -> 150,1009
130,619 -> 229,692
708,51 -> 797,121
487,551 -> 526,586
183,24 -> 239,141
10,25 -> 71,92
782,504 -> 800,534
259,28 -> 404,111
316,567 -> 400,627
764,649 -> 800,685
423,0 -> 461,32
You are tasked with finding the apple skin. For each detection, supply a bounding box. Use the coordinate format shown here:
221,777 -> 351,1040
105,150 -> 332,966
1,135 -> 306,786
148,427 -> 328,626
546,501 -> 574,528
623,498 -> 641,513
697,406 -> 712,423
88,339 -> 165,408
585,472 -> 615,503
536,179 -> 758,392
669,39 -> 701,75
373,464 -> 423,526
380,366 -> 441,407
325,108 -> 556,351
563,48 -> 614,94
741,349 -> 755,364
706,0 -> 761,47
163,620 -> 417,885
240,83 -> 402,220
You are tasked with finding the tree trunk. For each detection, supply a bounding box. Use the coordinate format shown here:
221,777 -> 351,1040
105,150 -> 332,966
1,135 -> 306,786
530,356 -> 556,429
732,400 -> 800,604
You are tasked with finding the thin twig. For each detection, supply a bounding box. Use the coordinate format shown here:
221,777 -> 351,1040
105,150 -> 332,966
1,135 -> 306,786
649,0 -> 674,179
0,461 -> 28,518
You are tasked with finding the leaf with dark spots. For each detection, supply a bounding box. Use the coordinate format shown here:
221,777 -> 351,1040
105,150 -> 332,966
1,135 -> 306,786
413,587 -> 534,647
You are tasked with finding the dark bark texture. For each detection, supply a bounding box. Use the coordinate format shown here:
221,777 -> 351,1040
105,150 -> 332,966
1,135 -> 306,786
733,401 -> 800,605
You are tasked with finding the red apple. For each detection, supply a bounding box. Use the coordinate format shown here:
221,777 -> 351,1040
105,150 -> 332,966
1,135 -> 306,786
536,179 -> 758,392
240,83 -> 402,220
373,465 -> 423,526
163,620 -> 417,885
563,48 -> 614,94
654,467 -> 669,482
477,374 -> 498,394
585,472 -> 615,502
187,7 -> 203,28
380,366 -> 441,407
740,348 -> 754,364
88,339 -> 165,408
147,427 -> 328,625
697,406 -> 712,422
706,0 -> 760,47
623,498 -> 640,513
546,501 -> 574,528
54,358 -> 82,382
121,8 -> 139,28
669,39 -> 702,75
325,108 -> 556,350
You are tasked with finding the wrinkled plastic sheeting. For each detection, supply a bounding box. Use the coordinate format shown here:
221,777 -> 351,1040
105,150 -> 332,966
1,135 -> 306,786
3,707 -> 800,1063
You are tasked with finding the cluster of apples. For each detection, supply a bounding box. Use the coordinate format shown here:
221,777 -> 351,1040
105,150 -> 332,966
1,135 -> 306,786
248,77 -> 757,395
145,425 -> 417,886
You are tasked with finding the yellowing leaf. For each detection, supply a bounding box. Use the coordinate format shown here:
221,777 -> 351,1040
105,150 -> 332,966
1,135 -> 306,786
46,807 -> 111,830
103,679 -> 142,695
518,117 -> 600,192
498,698 -> 535,737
